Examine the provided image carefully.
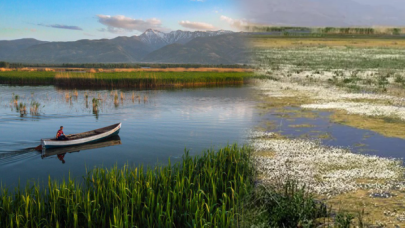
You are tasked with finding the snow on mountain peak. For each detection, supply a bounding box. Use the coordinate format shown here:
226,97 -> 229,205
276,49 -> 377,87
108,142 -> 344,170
138,29 -> 233,49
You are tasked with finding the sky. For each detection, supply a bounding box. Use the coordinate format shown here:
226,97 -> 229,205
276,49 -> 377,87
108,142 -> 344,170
237,0 -> 405,27
0,0 -> 242,41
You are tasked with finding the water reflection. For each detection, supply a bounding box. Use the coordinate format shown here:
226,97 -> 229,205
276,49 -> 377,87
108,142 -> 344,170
41,136 -> 122,164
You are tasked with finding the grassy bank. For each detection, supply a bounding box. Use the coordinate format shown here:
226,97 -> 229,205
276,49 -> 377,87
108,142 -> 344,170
0,145 -> 253,227
0,71 -> 255,88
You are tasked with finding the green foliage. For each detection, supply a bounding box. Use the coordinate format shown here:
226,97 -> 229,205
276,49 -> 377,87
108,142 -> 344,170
0,71 -> 55,85
335,211 -> 355,228
0,145 -> 254,228
243,181 -> 327,227
0,61 -> 10,68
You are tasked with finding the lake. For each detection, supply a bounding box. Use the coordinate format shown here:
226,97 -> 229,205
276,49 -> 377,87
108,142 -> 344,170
0,85 -> 259,188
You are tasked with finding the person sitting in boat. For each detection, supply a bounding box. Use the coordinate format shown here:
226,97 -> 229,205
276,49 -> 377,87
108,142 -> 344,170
56,126 -> 68,140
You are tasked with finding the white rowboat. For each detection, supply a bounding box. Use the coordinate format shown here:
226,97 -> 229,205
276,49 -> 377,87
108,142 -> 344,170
41,123 -> 121,149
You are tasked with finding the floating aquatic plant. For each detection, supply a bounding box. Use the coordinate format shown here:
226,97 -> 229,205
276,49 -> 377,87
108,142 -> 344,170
250,132 -> 404,197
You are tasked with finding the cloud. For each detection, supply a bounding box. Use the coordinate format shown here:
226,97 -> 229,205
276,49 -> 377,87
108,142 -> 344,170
83,32 -> 95,37
38,23 -> 83,30
179,20 -> 216,30
97,15 -> 165,33
220,15 -> 248,30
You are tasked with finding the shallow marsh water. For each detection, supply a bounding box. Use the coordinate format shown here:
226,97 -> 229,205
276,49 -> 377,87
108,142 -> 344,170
259,106 -> 405,160
0,85 -> 258,188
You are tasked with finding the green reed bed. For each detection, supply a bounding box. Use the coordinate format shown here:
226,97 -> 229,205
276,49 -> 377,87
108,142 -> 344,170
0,71 -> 55,85
54,72 -> 254,88
0,145 -> 254,228
0,71 -> 256,88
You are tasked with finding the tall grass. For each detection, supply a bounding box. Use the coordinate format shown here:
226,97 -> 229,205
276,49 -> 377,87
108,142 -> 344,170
54,72 -> 253,88
242,181 -> 328,227
0,71 -> 256,88
0,145 -> 254,228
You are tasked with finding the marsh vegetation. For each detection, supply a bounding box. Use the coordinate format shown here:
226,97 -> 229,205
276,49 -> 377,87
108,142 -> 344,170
251,35 -> 405,226
0,69 -> 255,88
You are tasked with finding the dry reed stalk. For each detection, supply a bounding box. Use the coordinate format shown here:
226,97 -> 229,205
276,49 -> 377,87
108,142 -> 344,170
17,68 -> 36,72
55,72 -> 96,80
120,92 -> 124,100
132,92 -> 135,102
114,94 -> 119,106
65,92 -> 71,100
143,95 -> 148,103
37,68 -> 55,72
73,89 -> 78,97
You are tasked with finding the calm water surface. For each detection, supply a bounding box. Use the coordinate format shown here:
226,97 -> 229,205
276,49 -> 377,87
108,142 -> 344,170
0,85 -> 259,187
2,85 -> 405,188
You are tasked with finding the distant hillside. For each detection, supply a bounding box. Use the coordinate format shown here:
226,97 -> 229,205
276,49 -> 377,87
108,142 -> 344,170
0,30 -> 247,65
0,38 -> 48,60
143,34 -> 249,64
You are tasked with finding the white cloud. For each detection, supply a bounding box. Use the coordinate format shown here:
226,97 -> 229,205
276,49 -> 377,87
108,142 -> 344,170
97,15 -> 165,33
220,15 -> 248,30
179,20 -> 216,30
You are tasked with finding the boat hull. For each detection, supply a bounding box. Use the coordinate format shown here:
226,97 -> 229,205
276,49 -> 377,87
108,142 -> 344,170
41,123 -> 121,149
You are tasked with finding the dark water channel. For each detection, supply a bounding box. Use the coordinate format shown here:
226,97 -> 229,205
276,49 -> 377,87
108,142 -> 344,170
0,85 -> 259,188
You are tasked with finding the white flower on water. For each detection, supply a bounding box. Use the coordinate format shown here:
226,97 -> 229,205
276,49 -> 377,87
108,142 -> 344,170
302,102 -> 405,120
252,136 -> 404,196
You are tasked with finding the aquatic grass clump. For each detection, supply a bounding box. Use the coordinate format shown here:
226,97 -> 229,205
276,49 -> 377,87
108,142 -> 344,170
17,102 -> 27,115
113,94 -> 119,107
29,101 -> 41,115
92,98 -> 100,114
0,145 -> 254,228
11,93 -> 19,107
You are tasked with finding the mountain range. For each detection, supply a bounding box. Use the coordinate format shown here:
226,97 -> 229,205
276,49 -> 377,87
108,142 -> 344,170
0,29 -> 249,65
242,0 -> 405,27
